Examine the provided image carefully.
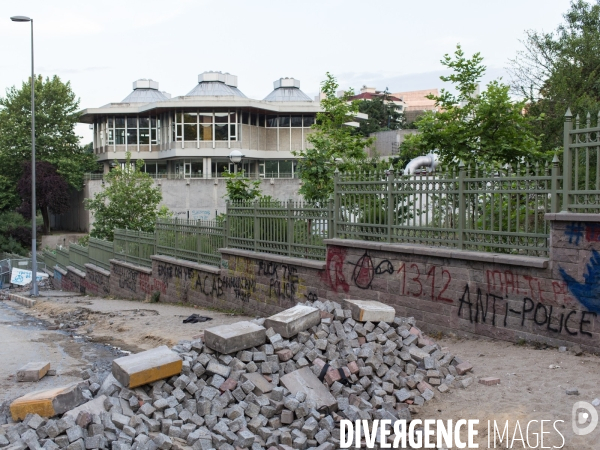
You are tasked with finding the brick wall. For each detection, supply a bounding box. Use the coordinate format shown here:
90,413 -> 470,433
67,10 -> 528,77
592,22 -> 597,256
83,264 -> 110,296
54,214 -> 600,352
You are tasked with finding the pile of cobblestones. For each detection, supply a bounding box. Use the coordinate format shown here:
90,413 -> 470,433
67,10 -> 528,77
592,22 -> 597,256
0,299 -> 474,450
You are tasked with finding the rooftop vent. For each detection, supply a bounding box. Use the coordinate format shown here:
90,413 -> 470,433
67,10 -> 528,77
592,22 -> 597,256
121,79 -> 169,103
264,77 -> 312,102
187,71 -> 246,97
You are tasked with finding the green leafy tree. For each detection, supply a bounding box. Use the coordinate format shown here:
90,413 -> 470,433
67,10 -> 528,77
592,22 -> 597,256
402,45 -> 544,168
509,0 -> 600,152
222,170 -> 262,202
293,73 -> 375,201
357,90 -> 405,137
0,75 -> 98,204
84,152 -> 170,241
0,175 -> 20,212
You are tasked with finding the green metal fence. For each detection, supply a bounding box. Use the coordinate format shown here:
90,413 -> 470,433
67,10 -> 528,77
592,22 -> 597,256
155,219 -> 223,266
89,238 -> 114,270
334,160 -> 560,257
114,229 -> 155,268
42,249 -> 57,270
562,110 -> 600,212
227,199 -> 332,260
55,247 -> 70,270
69,244 -> 89,272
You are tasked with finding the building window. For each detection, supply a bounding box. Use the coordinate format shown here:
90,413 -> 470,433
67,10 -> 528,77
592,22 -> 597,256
184,113 -> 197,141
266,115 -> 278,127
105,115 -> 159,146
260,159 -> 296,178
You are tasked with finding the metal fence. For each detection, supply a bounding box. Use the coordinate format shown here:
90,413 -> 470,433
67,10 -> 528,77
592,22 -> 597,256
55,247 -> 70,270
334,161 -> 559,257
89,238 -> 114,271
226,199 -> 332,260
563,110 -> 600,212
68,244 -> 88,272
114,229 -> 155,268
156,219 -> 223,266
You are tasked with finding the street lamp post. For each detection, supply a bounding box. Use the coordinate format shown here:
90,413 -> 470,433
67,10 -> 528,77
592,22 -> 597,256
229,150 -> 244,174
11,15 -> 38,296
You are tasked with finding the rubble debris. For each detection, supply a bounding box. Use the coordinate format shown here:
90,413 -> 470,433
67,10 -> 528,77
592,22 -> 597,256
479,377 -> 501,386
16,362 -> 51,382
204,320 -> 266,354
342,299 -> 396,323
10,382 -> 87,421
111,345 -> 182,389
1,298 -> 474,449
264,304 -> 320,338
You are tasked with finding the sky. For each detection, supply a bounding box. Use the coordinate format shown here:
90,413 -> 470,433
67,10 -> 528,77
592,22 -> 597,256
0,0 -> 576,144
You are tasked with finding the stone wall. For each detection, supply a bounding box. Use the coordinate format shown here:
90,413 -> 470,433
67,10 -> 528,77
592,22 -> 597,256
83,264 -> 111,296
52,213 -> 600,352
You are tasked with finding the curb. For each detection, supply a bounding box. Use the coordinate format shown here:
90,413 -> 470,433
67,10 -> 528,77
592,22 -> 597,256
7,293 -> 36,308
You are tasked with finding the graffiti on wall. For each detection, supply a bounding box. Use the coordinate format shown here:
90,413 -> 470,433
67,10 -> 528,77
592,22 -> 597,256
323,247 -> 349,293
457,284 -> 597,337
112,264 -> 139,293
258,261 -> 300,303
86,270 -> 110,295
139,273 -> 167,296
560,249 -> 600,314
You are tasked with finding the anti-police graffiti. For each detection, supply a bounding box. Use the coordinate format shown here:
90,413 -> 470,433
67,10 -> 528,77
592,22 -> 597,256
113,264 -> 138,293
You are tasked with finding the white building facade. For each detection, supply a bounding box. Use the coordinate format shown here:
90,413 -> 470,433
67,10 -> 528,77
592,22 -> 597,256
79,72 -> 320,180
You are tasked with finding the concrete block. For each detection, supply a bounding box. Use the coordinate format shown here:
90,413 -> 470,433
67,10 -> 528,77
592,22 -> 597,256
63,395 -> 107,419
280,367 -> 337,412
263,305 -> 321,338
204,321 -> 266,354
17,362 -> 51,382
342,299 -> 396,323
240,372 -> 273,396
112,346 -> 182,389
10,382 -> 86,420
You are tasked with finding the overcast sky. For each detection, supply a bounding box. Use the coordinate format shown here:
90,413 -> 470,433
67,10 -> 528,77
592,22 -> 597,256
1,0 -> 574,144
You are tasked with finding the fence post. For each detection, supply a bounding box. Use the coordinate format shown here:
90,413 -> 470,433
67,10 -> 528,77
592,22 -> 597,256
387,167 -> 394,242
562,108 -> 573,211
175,218 -> 179,258
224,218 -> 229,249
287,199 -> 294,257
327,197 -> 334,239
195,220 -> 201,264
253,200 -> 258,252
458,161 -> 466,250
551,153 -> 560,213
333,169 -> 340,238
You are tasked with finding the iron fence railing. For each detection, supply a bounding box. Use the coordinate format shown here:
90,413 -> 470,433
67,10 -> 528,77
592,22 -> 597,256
68,244 -> 89,272
89,238 -> 114,271
156,218 -> 223,266
42,249 -> 57,270
55,247 -> 70,270
114,229 -> 155,268
334,161 -> 559,257
227,199 -> 332,260
563,110 -> 600,212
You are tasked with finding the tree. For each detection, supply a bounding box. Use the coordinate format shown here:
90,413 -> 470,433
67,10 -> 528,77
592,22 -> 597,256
293,73 -> 375,201
222,170 -> 262,202
0,75 -> 99,203
0,211 -> 38,256
402,45 -> 544,168
509,0 -> 600,152
17,161 -> 71,234
84,152 -> 170,241
356,90 -> 405,137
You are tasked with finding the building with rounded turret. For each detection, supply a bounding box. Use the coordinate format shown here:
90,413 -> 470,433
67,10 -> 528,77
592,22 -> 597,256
79,72 -> 319,180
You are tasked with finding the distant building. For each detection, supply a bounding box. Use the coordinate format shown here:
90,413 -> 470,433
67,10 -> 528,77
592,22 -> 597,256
392,89 -> 439,123
348,86 -> 407,112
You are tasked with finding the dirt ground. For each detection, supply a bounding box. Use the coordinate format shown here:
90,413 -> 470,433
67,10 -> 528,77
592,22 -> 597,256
31,293 -> 253,353
418,336 -> 600,449
2,292 -> 600,448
